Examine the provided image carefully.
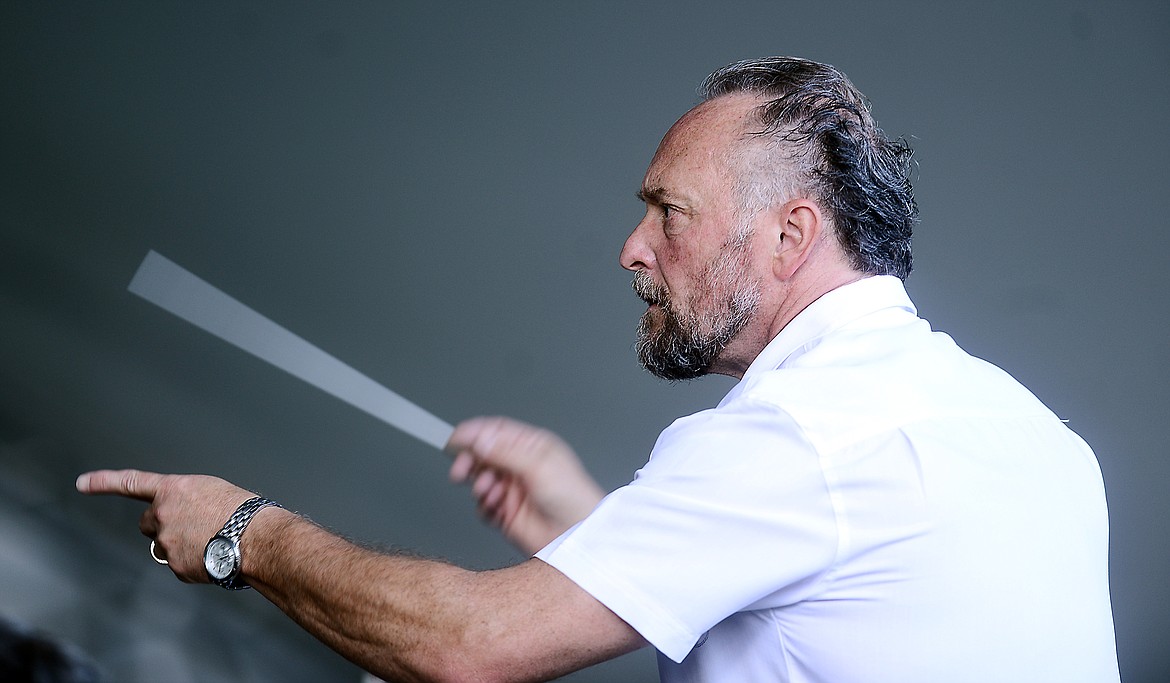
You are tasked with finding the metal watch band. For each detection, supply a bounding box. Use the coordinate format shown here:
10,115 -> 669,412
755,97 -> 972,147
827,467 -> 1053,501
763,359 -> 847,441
219,496 -> 281,542
213,496 -> 282,590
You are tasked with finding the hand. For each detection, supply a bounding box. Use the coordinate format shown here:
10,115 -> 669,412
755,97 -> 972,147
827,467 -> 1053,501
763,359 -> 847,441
446,417 -> 605,555
76,470 -> 255,583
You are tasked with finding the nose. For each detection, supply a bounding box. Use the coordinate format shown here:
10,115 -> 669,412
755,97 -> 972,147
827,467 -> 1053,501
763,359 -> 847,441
620,215 -> 655,273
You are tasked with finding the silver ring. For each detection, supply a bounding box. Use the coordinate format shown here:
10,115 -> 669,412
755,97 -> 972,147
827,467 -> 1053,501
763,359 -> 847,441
149,540 -> 169,565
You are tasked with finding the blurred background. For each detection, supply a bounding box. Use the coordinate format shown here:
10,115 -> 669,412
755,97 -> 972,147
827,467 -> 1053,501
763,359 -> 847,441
2,1 -> 1167,681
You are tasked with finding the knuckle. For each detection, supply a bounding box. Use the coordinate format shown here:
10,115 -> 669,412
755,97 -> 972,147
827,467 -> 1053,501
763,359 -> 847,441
119,470 -> 138,493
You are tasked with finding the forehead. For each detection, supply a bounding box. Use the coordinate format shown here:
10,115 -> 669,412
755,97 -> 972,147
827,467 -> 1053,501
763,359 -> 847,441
641,93 -> 762,199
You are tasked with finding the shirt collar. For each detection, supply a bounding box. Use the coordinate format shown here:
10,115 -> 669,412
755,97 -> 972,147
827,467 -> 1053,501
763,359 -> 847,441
741,275 -> 918,381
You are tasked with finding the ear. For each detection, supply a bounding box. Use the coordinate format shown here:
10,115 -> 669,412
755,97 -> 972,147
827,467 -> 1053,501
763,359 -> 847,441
772,198 -> 823,280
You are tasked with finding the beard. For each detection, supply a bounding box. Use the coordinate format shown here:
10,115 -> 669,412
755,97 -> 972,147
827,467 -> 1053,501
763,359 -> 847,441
632,230 -> 762,381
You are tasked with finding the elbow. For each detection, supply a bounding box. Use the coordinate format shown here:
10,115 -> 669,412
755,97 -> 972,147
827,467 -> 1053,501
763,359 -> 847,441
424,623 -> 537,683
425,647 -> 514,683
426,662 -> 495,683
393,632 -> 513,683
362,657 -> 496,683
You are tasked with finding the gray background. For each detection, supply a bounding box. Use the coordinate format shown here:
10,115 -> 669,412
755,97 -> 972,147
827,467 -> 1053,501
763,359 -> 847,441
2,1 -> 1167,681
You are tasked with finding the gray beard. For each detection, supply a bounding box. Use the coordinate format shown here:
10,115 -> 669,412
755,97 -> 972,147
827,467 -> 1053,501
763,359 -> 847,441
631,268 -> 759,381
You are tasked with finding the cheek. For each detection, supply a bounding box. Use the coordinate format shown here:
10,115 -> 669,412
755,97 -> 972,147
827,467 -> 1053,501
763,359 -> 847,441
660,241 -> 688,266
658,244 -> 699,298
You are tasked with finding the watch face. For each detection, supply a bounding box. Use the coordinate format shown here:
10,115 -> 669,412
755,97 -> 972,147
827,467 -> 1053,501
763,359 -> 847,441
204,535 -> 239,581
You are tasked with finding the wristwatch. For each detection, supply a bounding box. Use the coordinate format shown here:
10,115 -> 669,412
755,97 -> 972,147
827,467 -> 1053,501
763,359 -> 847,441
203,496 -> 282,590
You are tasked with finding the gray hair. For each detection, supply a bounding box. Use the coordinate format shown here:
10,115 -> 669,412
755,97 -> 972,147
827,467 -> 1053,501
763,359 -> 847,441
701,57 -> 917,280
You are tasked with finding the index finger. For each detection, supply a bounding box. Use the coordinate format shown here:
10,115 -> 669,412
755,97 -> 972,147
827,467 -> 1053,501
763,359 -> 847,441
76,469 -> 166,502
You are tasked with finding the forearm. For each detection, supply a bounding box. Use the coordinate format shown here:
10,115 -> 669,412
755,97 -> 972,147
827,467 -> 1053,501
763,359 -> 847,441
239,508 -> 640,683
242,508 -> 487,682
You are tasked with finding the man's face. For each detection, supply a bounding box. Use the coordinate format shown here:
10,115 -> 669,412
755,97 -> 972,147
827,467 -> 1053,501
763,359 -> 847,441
630,223 -> 761,380
620,95 -> 766,380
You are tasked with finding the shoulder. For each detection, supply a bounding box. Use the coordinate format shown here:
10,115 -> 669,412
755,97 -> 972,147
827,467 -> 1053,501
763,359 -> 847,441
636,396 -> 821,492
732,317 -> 1058,454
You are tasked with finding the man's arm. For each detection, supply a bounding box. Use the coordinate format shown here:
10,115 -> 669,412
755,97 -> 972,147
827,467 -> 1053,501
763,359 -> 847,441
76,469 -> 644,683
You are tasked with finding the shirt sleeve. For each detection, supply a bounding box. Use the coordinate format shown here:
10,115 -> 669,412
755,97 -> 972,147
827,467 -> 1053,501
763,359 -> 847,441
535,397 -> 840,663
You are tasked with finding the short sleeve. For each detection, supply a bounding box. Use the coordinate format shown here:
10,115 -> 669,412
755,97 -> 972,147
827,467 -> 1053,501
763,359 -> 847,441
536,398 -> 840,663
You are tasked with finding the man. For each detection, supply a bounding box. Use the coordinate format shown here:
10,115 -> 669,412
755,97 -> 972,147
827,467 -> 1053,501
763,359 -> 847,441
78,57 -> 1119,682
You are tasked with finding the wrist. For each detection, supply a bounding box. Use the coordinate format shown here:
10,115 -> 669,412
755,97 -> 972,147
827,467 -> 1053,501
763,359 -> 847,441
237,505 -> 299,584
203,496 -> 283,589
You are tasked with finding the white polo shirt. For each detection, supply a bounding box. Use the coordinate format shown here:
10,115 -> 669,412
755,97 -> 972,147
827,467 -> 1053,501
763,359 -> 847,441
537,276 -> 1118,682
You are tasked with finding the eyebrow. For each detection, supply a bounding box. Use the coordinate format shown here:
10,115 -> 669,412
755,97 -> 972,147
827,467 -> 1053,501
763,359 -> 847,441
636,186 -> 669,204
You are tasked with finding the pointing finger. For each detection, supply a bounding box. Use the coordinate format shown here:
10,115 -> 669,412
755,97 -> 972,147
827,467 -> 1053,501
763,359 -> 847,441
76,469 -> 166,502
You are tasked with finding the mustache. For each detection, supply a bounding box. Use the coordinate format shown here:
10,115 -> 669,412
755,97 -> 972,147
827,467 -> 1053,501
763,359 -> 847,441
631,271 -> 669,307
